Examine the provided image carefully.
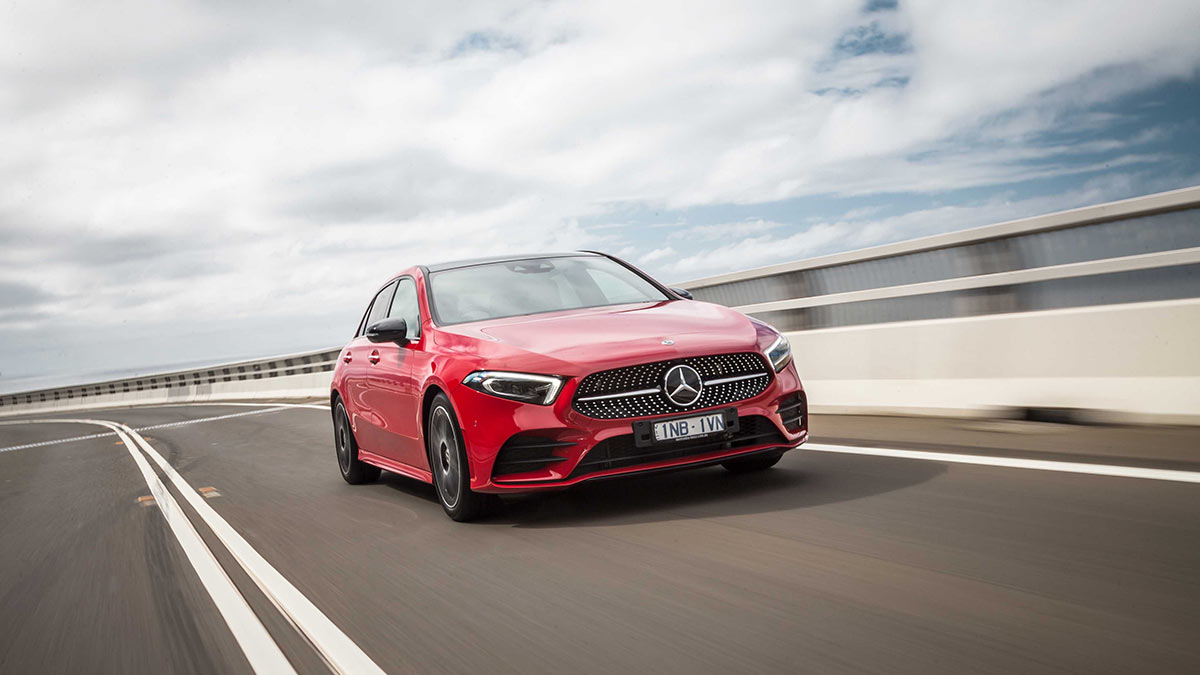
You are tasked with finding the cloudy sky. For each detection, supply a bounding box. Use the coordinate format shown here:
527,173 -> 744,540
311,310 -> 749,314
2,0 -> 1199,391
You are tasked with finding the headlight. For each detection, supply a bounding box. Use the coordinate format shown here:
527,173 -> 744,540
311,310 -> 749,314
462,371 -> 565,405
764,333 -> 792,372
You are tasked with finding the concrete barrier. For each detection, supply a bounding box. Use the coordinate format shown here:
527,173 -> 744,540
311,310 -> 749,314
790,298 -> 1200,425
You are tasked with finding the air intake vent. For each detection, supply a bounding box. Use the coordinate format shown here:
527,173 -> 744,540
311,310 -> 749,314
778,392 -> 806,432
492,435 -> 575,476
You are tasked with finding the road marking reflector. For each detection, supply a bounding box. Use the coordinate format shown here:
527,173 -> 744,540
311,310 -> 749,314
199,487 -> 222,499
137,495 -> 156,507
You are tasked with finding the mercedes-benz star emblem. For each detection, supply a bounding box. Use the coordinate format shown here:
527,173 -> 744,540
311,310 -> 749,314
663,364 -> 703,407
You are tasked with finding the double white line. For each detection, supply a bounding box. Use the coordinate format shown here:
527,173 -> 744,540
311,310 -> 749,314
12,417 -> 383,675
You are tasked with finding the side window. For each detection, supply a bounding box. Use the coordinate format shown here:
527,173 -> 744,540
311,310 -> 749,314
387,277 -> 422,338
359,281 -> 397,336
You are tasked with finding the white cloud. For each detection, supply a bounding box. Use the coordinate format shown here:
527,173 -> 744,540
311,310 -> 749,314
637,246 -> 677,265
670,219 -> 785,242
0,0 -> 1198,382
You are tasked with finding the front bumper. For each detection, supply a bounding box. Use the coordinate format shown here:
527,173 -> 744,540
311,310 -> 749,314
451,363 -> 807,493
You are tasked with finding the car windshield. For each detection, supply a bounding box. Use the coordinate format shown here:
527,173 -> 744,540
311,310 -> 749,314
428,256 -> 671,325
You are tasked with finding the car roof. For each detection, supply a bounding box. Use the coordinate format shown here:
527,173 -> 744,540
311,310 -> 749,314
422,251 -> 602,273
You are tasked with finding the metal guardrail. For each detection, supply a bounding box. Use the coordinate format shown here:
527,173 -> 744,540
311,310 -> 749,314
678,185 -> 1200,330
678,185 -> 1200,290
0,348 -> 340,411
732,247 -> 1200,314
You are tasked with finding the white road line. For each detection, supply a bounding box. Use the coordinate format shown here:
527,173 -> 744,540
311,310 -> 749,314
138,401 -> 331,411
805,443 -> 1200,484
0,430 -> 116,453
11,419 -> 297,674
115,421 -> 386,675
0,406 -> 295,453
136,406 -> 293,431
267,402 -> 330,410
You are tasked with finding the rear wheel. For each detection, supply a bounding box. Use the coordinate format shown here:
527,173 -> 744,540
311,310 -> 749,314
334,400 -> 380,484
721,450 -> 783,473
426,393 -> 489,522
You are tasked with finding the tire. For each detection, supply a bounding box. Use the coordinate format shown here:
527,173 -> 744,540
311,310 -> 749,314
334,400 -> 380,484
721,450 -> 784,474
426,393 -> 489,522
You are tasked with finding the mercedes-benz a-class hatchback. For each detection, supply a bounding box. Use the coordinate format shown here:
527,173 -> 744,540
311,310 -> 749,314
331,252 -> 807,520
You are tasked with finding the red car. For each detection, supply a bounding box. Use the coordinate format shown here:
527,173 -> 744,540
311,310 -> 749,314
330,252 -> 807,521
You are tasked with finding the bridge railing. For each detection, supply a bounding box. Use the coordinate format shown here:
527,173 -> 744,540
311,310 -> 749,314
0,348 -> 339,417
3,186 -> 1198,423
678,185 -> 1200,424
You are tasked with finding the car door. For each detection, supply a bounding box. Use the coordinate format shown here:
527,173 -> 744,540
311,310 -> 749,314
367,276 -> 428,470
349,280 -> 397,455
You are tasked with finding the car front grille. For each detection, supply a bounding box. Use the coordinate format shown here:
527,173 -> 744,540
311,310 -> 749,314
568,415 -> 786,478
572,352 -> 772,419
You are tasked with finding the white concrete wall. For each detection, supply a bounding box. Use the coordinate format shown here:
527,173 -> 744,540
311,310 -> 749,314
791,298 -> 1200,424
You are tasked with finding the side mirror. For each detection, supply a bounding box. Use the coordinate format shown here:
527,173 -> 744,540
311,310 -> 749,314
366,318 -> 409,344
670,287 -> 693,300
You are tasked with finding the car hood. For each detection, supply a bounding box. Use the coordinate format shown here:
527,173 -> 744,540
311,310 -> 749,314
436,300 -> 761,376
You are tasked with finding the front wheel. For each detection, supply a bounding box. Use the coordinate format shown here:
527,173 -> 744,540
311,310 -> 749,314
721,450 -> 783,473
334,400 -> 380,484
426,393 -> 490,522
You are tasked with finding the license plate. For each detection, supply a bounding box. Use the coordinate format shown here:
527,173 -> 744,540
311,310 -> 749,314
653,412 -> 726,442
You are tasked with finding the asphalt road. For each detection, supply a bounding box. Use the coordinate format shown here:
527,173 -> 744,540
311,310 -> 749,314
1,403 -> 1198,674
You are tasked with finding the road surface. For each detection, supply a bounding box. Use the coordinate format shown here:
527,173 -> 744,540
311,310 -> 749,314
1,403 -> 1198,673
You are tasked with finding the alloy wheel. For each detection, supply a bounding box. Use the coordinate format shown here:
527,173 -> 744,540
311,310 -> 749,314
335,404 -> 352,475
430,406 -> 461,509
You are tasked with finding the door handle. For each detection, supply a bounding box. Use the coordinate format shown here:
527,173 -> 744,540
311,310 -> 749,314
368,350 -> 381,365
